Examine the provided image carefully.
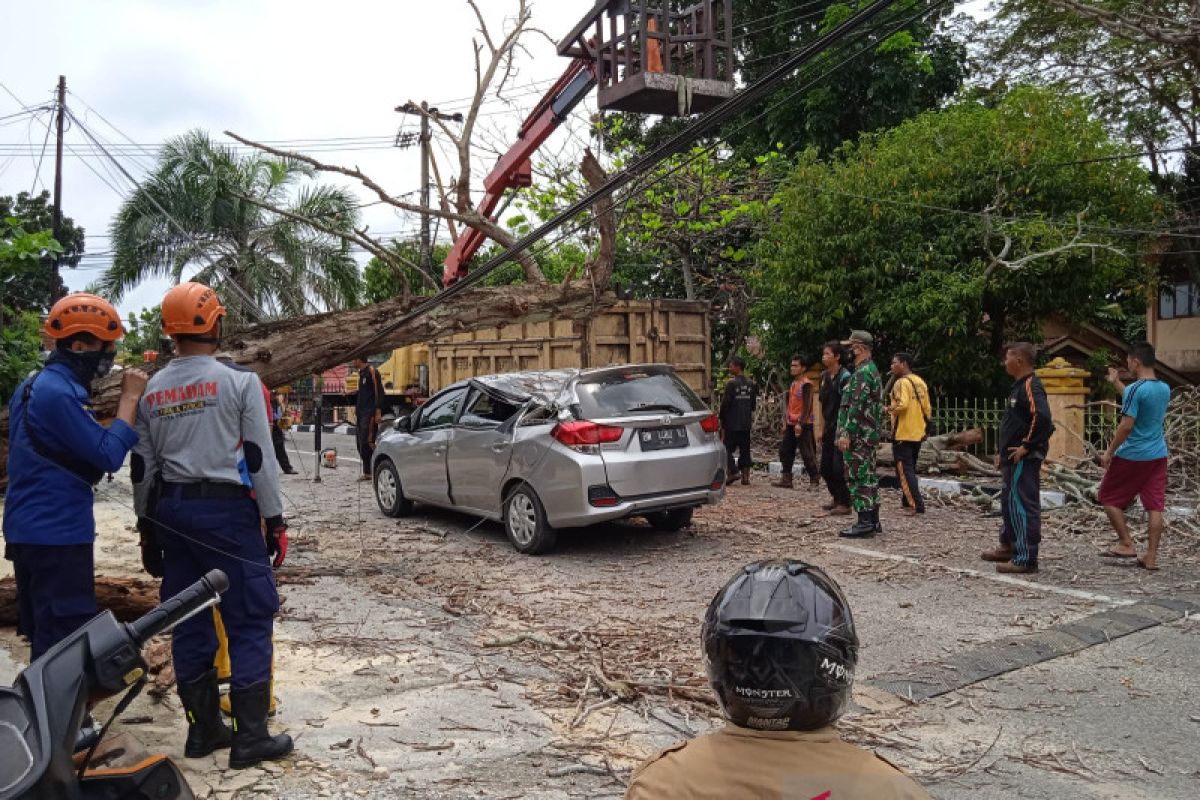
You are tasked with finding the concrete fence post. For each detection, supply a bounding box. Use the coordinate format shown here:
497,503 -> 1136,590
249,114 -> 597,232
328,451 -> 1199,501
1036,357 -> 1091,466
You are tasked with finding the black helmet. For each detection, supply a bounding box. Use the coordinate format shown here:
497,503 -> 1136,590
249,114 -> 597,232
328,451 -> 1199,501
702,560 -> 858,732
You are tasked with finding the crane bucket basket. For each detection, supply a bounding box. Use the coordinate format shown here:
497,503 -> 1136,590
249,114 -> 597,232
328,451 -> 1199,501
558,1 -> 735,116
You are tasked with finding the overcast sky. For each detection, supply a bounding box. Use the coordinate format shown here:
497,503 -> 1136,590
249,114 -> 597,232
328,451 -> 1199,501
0,0 -> 597,317
1,0 -> 990,319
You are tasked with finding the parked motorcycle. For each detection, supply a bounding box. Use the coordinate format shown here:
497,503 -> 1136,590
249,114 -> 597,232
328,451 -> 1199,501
0,569 -> 228,799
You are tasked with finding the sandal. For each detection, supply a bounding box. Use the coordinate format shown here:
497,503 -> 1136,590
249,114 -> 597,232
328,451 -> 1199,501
1136,558 -> 1160,571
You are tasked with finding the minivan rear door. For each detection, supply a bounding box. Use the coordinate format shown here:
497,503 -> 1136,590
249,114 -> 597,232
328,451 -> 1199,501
571,366 -> 719,498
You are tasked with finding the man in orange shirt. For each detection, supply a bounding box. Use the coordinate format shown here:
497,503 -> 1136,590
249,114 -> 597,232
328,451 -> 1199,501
774,354 -> 819,489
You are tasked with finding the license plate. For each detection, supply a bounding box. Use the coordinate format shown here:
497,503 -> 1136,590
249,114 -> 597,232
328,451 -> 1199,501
638,426 -> 689,451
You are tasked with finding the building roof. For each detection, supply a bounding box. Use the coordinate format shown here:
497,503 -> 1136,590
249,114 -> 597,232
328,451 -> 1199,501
1040,319 -> 1193,387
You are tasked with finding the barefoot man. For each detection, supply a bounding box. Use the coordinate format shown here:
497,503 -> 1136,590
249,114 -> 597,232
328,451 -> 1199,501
1098,342 -> 1171,570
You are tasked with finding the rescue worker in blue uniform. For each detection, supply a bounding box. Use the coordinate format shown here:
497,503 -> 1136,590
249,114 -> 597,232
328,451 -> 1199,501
3,293 -> 148,660
131,282 -> 291,769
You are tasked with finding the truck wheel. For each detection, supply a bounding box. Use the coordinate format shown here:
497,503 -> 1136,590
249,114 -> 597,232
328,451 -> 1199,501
504,485 -> 556,555
374,459 -> 413,517
645,507 -> 693,532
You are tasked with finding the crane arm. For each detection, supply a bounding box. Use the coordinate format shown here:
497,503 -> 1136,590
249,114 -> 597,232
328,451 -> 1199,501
443,58 -> 597,286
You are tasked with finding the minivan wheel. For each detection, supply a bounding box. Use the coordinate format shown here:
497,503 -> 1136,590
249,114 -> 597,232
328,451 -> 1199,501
645,507 -> 693,532
504,484 -> 556,555
374,458 -> 413,517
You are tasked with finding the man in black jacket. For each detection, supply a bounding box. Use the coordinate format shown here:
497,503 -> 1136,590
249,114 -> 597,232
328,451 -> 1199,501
719,357 -> 758,485
981,342 -> 1054,574
352,356 -> 385,482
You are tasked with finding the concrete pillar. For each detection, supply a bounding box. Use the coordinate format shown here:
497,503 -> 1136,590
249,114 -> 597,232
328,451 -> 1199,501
1035,357 -> 1090,466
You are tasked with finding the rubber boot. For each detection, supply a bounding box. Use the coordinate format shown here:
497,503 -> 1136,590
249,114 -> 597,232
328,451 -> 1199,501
220,625 -> 277,718
838,511 -> 877,538
178,669 -> 232,759
741,467 -> 751,486
773,473 -> 794,489
221,681 -> 277,717
229,681 -> 293,769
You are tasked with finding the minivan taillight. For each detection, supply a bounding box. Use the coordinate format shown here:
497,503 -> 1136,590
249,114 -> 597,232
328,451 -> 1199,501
551,420 -> 624,449
699,414 -> 720,433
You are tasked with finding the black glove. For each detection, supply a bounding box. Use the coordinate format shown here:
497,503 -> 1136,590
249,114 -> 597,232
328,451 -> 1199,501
265,515 -> 288,568
137,517 -> 164,578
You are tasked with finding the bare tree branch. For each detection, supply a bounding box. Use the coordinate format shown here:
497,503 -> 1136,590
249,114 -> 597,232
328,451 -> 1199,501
985,203 -> 1127,276
223,129 -> 545,283
1048,1 -> 1200,54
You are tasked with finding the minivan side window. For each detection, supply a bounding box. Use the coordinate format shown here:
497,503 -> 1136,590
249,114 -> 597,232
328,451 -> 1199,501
416,389 -> 465,429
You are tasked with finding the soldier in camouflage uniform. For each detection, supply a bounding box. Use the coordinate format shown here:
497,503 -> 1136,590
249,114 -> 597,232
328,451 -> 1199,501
835,330 -> 884,538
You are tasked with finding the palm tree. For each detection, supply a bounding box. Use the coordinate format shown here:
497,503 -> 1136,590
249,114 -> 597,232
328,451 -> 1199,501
100,130 -> 362,324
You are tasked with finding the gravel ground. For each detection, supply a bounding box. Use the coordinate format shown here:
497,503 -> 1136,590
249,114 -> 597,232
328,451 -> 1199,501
3,429 -> 1198,799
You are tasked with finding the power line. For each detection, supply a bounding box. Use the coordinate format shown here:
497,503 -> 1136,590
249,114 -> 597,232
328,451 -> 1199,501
28,110 -> 54,195
65,108 -> 270,322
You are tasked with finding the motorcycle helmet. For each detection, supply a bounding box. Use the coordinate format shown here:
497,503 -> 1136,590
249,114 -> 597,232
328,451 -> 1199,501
703,559 -> 858,731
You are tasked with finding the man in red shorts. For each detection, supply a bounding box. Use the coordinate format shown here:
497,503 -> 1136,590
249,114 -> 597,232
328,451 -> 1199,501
1098,342 -> 1171,570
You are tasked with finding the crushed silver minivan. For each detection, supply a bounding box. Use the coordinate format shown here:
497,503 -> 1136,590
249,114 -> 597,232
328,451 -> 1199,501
371,364 -> 726,554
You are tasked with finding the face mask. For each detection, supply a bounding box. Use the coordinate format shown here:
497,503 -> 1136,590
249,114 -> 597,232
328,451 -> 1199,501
49,347 -> 116,386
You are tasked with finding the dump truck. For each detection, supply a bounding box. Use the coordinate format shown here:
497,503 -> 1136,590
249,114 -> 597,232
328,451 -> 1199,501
345,299 -> 711,414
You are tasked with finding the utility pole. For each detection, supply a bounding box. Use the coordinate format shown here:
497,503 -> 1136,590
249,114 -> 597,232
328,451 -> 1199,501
50,75 -> 66,303
395,101 -> 462,274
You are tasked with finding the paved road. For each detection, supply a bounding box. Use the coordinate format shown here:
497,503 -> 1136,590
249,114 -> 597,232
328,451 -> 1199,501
3,431 -> 1197,798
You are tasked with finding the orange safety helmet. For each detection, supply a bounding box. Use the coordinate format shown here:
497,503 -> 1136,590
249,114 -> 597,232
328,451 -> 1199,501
161,281 -> 227,336
44,292 -> 124,342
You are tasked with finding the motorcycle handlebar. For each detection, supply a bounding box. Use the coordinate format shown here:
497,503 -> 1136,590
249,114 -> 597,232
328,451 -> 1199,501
126,569 -> 229,646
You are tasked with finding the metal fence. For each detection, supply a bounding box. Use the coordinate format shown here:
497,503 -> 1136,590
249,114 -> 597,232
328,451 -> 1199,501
935,397 -> 1120,457
931,397 -> 1007,456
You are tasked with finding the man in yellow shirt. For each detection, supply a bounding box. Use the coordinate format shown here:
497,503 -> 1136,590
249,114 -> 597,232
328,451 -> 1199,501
625,560 -> 930,800
888,353 -> 932,516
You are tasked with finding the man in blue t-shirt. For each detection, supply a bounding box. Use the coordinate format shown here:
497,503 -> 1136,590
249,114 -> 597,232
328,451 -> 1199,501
1098,342 -> 1171,570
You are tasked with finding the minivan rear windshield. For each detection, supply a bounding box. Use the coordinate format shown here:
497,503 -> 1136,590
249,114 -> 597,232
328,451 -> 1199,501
573,370 -> 707,419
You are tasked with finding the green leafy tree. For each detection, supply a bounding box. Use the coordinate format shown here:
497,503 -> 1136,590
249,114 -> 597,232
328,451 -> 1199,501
362,241 -> 450,303
983,1 -> 1197,161
512,127 -> 789,365
116,307 -> 166,365
753,87 -> 1164,394
728,0 -> 967,155
0,222 -> 63,402
0,311 -> 42,406
101,130 -> 363,325
0,191 -> 82,312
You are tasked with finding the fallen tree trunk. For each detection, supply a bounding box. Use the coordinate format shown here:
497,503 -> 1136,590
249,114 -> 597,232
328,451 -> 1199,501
112,281 -> 617,416
1,282 -> 617,483
0,575 -> 160,627
874,429 -> 985,472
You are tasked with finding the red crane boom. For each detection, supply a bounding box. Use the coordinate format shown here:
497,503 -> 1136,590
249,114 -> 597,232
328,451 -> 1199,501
442,58 -> 597,286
